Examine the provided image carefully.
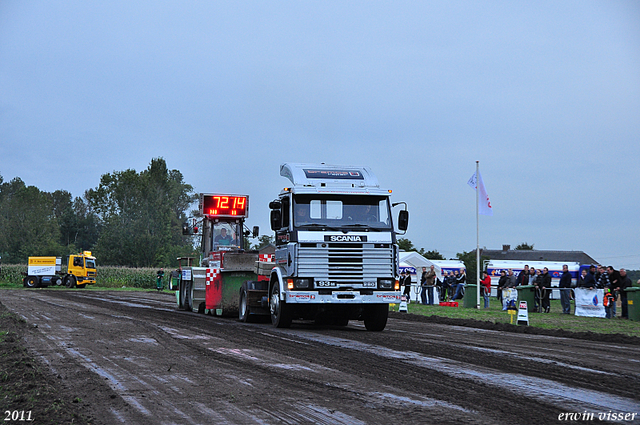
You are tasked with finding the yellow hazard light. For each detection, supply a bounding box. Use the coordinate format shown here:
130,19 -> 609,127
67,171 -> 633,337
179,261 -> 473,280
287,279 -> 294,290
388,190 -> 392,193
394,280 -> 400,291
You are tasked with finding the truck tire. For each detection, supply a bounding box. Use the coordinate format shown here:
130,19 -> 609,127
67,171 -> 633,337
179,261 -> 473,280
333,317 -> 349,327
64,275 -> 77,288
270,282 -> 292,328
185,281 -> 193,312
178,281 -> 186,309
363,304 -> 388,331
24,276 -> 39,288
52,276 -> 63,286
239,286 -> 251,322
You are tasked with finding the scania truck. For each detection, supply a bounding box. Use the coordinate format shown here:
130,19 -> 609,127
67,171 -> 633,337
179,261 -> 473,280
258,163 -> 408,331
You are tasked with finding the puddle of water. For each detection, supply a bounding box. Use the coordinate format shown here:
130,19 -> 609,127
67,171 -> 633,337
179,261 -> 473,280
370,391 -> 476,414
128,336 -> 159,345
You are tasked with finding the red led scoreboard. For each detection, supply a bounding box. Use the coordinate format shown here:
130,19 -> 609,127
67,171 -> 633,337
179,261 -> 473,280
200,194 -> 248,218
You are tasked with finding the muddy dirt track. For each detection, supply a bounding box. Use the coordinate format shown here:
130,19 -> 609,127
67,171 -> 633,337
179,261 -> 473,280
2,289 -> 640,425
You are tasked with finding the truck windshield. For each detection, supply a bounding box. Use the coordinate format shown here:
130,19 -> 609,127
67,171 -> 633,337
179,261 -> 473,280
85,258 -> 96,269
293,195 -> 391,230
212,222 -> 243,251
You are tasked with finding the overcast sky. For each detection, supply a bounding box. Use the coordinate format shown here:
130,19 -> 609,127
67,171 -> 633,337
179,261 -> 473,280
1,1 -> 639,269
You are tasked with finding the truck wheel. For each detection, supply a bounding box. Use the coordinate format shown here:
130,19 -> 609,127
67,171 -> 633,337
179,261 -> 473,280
333,317 -> 349,327
24,276 -> 39,288
178,281 -> 186,309
270,283 -> 292,328
363,304 -> 388,331
185,281 -> 193,311
65,275 -> 77,288
239,285 -> 255,323
52,277 -> 63,286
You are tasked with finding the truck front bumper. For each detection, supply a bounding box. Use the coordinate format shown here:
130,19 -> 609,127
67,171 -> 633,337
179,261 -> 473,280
286,291 -> 401,304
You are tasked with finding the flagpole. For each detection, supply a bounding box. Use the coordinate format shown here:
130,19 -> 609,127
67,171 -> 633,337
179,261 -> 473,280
476,161 -> 480,309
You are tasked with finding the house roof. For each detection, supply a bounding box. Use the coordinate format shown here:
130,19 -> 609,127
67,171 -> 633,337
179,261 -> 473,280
480,248 -> 598,265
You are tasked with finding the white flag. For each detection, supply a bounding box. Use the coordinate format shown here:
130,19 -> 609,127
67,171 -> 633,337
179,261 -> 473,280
467,171 -> 493,216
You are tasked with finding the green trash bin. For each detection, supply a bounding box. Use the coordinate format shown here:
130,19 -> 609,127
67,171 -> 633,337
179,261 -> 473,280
462,284 -> 478,308
516,285 -> 537,312
625,287 -> 640,322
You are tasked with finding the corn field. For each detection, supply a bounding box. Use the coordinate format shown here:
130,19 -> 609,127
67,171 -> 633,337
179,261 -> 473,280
0,264 -> 170,290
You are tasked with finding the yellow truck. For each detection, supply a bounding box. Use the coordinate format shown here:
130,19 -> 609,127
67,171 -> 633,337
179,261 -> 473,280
24,252 -> 97,289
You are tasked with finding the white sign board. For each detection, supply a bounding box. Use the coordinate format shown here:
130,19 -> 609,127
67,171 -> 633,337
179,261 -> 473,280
574,288 -> 606,318
181,269 -> 192,281
517,301 -> 529,325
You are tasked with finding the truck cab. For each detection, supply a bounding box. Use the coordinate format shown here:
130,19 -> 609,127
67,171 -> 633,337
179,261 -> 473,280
268,163 -> 408,331
67,251 -> 97,287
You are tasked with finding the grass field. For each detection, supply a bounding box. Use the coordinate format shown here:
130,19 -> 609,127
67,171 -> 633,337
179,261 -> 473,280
392,298 -> 640,337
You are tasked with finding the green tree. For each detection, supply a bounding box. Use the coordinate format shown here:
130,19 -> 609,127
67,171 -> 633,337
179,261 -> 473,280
515,242 -> 534,250
397,238 -> 415,252
397,238 -> 444,260
252,235 -> 274,250
421,249 -> 444,260
0,177 -> 63,262
87,158 -> 197,267
456,250 -> 489,285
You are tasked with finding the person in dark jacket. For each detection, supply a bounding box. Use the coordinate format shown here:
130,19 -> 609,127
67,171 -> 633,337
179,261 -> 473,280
497,270 -> 507,304
402,271 -> 412,301
419,267 -> 428,304
559,264 -> 572,314
539,267 -> 552,313
617,269 -> 632,319
440,272 -> 450,301
446,272 -> 457,300
607,266 -> 621,317
579,265 -> 597,289
517,265 -> 530,286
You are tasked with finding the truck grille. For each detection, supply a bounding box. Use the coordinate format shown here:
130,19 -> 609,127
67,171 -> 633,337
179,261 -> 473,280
297,243 -> 393,286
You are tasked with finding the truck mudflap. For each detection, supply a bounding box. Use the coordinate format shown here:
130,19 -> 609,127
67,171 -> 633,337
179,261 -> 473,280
286,291 -> 401,304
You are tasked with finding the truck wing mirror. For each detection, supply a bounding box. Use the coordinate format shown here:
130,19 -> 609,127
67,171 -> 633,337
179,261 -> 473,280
270,210 -> 281,231
252,226 -> 259,238
397,210 -> 409,231
269,200 -> 281,209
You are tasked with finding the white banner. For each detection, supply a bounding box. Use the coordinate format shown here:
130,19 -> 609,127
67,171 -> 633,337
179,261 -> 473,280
574,288 -> 606,318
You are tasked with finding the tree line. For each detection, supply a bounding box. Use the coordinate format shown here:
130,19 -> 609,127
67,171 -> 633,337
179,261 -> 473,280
0,158 -> 197,267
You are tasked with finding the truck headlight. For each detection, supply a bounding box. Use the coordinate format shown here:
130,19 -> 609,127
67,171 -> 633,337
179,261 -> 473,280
288,278 -> 312,289
378,278 -> 394,289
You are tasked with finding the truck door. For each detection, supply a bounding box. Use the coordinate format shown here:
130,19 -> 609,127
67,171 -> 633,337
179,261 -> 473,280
274,195 -> 294,276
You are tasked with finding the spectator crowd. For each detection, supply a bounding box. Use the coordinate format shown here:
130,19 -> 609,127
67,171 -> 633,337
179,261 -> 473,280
400,264 -> 634,319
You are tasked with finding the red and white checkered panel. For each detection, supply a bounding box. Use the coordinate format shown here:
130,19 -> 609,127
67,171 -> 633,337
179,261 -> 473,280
259,254 -> 274,263
205,268 -> 219,285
